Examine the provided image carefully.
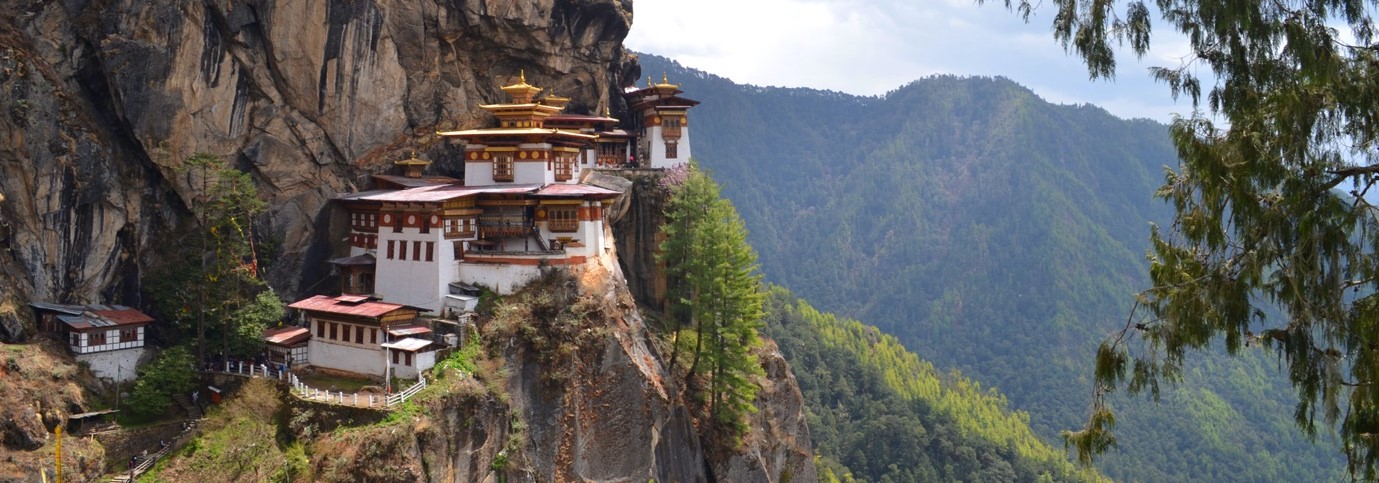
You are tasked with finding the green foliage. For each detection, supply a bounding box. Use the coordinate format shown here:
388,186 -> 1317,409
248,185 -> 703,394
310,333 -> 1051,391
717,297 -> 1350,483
637,53 -> 1349,480
485,270 -> 602,382
143,379 -> 292,482
984,0 -> 1379,475
658,164 -> 766,446
272,442 -> 310,483
147,153 -> 280,360
764,287 -> 1102,482
434,329 -> 482,376
127,347 -> 196,417
229,291 -> 282,356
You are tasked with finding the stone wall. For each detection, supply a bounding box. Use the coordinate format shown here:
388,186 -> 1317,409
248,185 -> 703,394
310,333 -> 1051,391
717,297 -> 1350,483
74,347 -> 144,382
94,421 -> 185,473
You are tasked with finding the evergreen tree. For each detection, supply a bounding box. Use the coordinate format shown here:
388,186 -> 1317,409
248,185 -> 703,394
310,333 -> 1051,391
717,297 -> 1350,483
148,154 -> 281,362
127,346 -> 196,417
659,163 -> 766,445
985,0 -> 1379,474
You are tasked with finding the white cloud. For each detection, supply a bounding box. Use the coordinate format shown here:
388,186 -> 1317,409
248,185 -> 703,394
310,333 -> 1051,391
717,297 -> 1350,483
625,0 -> 1192,122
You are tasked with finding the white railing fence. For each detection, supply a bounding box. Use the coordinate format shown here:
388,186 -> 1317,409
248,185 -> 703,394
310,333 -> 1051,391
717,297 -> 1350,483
206,361 -> 437,409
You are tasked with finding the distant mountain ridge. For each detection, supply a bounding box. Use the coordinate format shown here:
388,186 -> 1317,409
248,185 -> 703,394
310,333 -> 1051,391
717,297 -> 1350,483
636,53 -> 1347,481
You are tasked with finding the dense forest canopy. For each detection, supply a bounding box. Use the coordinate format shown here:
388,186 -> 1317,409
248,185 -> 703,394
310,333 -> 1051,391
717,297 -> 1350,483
637,53 -> 1347,480
761,286 -> 1100,482
982,0 -> 1379,474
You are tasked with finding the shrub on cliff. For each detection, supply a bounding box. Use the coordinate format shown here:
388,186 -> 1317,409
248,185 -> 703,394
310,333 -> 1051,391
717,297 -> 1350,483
127,346 -> 196,417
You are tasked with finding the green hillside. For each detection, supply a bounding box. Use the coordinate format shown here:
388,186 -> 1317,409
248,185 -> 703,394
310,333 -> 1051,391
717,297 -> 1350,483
637,53 -> 1346,480
763,286 -> 1100,482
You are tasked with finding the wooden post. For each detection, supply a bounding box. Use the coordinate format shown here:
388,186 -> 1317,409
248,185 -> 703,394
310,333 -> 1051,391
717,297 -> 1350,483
54,425 -> 61,483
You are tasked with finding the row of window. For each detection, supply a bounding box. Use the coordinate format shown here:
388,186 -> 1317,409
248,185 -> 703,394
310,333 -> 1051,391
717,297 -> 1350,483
388,213 -> 431,233
312,320 -> 418,366
71,328 -> 139,347
598,143 -> 628,156
385,240 -> 436,261
489,156 -> 583,182
316,320 -> 379,346
444,218 -> 476,239
350,212 -> 378,231
554,157 -> 574,181
662,118 -> 683,137
494,157 -> 514,181
350,234 -> 379,249
548,207 -> 579,232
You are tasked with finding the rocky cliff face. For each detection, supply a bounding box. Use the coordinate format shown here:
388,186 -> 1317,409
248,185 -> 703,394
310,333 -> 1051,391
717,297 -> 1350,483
1,2 -> 819,479
292,259 -> 813,482
0,0 -> 639,337
610,171 -> 669,314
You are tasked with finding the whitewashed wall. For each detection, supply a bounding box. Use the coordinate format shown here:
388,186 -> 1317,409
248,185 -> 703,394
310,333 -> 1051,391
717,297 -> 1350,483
76,348 -> 144,382
375,226 -> 455,313
308,339 -> 386,377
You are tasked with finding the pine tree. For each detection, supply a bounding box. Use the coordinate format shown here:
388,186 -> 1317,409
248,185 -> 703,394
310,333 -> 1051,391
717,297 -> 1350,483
659,163 -> 766,446
148,154 -> 281,362
985,0 -> 1379,474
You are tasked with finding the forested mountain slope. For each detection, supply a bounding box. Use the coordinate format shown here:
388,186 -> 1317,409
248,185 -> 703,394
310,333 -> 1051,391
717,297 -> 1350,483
762,287 -> 1100,482
637,53 -> 1346,481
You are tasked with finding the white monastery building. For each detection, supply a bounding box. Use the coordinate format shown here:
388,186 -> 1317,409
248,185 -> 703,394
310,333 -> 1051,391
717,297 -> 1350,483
289,295 -> 436,379
288,71 -> 697,379
30,302 -> 154,383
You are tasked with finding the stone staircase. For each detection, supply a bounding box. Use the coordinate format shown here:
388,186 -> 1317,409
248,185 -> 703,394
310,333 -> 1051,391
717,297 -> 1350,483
171,393 -> 201,419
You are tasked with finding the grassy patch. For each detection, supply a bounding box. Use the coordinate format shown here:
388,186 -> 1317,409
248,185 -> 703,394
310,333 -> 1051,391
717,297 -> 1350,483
140,379 -> 300,483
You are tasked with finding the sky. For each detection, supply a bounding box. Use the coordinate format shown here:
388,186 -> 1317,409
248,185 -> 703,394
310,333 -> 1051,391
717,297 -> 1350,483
624,0 -> 1198,123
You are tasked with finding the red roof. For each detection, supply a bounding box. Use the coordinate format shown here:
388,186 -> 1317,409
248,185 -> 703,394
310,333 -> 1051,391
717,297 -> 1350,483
386,323 -> 433,337
263,326 -> 310,346
373,174 -> 460,189
90,309 -> 154,325
288,295 -> 411,318
381,337 -> 434,352
358,184 -> 542,203
598,129 -> 633,138
329,254 -> 376,266
533,184 -> 622,198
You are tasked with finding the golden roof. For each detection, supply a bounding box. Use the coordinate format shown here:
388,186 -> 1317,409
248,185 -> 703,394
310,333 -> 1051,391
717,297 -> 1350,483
435,127 -> 597,140
395,151 -> 432,166
542,92 -> 571,109
500,70 -> 542,103
654,73 -> 680,90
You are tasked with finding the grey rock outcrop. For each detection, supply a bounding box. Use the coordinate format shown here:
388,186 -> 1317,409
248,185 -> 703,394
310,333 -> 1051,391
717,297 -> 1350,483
0,0 -> 639,326
714,340 -> 819,482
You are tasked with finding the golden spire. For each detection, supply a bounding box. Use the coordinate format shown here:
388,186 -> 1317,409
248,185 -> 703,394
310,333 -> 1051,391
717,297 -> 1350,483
654,72 -> 680,90
604,105 -> 611,117
543,90 -> 571,110
396,150 -> 431,178
501,70 -> 542,103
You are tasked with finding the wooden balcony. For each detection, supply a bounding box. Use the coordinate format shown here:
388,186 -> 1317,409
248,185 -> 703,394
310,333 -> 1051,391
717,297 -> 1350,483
478,220 -> 533,239
548,219 -> 578,232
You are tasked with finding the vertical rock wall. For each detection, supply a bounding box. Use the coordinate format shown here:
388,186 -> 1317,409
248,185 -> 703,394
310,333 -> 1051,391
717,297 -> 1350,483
0,0 -> 639,331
